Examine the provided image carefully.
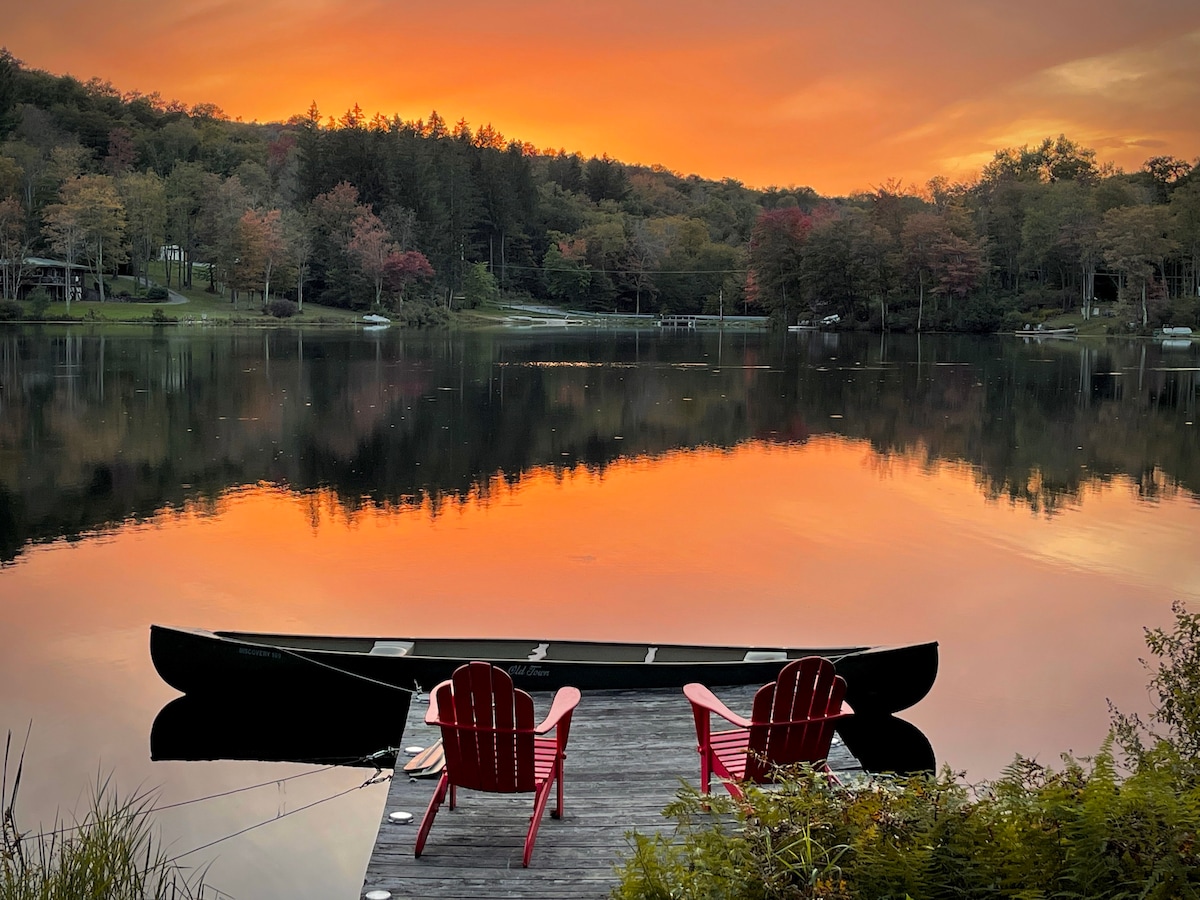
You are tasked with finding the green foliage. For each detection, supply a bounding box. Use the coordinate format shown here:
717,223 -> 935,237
394,298 -> 450,329
617,609 -> 1200,900
25,291 -> 50,321
2,735 -> 208,899
265,298 -> 298,318
144,286 -> 168,301
0,300 -> 21,321
461,262 -> 498,308
4,50 -> 1199,329
615,755 -> 1200,900
1111,600 -> 1200,779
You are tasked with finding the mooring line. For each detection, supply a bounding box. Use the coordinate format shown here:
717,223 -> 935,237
275,647 -> 423,694
166,770 -> 391,863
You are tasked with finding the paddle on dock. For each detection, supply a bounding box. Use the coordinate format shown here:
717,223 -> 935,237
402,739 -> 445,777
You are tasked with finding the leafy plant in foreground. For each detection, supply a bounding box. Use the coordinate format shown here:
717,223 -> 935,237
615,605 -> 1200,899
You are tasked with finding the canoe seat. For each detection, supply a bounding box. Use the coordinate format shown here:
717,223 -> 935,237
742,650 -> 787,662
370,641 -> 415,656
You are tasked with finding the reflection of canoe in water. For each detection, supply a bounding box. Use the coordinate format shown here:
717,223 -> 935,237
836,714 -> 935,776
150,625 -> 938,716
150,694 -> 411,767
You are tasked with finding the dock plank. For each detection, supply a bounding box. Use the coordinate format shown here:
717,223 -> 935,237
361,686 -> 860,899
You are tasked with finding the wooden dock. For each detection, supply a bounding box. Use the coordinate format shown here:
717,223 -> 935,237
360,686 -> 862,899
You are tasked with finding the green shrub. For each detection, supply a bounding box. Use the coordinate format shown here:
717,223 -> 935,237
266,298 -> 298,318
615,753 -> 1200,900
616,606 -> 1200,900
0,300 -> 21,321
26,290 -> 50,320
145,285 -> 169,301
395,299 -> 450,329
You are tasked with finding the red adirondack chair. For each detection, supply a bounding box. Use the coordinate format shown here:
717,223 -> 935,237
413,661 -> 581,867
684,656 -> 851,799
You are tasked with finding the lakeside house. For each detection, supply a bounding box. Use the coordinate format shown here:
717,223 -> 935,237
1,256 -> 86,302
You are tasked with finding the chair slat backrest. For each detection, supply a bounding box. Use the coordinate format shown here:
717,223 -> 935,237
435,661 -> 538,793
744,656 -> 846,783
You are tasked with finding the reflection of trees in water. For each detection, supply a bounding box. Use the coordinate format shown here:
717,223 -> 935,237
0,329 -> 1197,562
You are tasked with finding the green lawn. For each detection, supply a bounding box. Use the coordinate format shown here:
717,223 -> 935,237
33,265 -> 366,325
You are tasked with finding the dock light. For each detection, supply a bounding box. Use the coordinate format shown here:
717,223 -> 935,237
365,891 -> 391,900
403,746 -> 423,755
388,810 -> 413,824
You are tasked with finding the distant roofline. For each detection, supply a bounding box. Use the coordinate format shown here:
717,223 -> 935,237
0,257 -> 87,269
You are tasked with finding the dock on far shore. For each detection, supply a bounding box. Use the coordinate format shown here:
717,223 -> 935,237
361,685 -> 863,900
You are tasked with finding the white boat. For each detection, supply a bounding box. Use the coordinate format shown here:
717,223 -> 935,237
1014,325 -> 1077,338
362,314 -> 391,325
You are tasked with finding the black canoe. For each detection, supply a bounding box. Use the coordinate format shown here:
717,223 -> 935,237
149,625 -> 937,716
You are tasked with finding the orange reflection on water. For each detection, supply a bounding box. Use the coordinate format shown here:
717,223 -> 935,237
4,436 -> 1198,780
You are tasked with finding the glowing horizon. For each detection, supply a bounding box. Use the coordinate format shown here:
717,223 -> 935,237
6,3 -> 1200,195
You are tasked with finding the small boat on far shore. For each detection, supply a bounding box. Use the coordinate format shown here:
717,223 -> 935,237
362,313 -> 391,325
149,625 -> 938,716
1014,325 -> 1078,337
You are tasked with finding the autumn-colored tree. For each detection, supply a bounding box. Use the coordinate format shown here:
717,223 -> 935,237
1169,180 -> 1200,302
625,218 -> 666,315
347,211 -> 397,309
41,196 -> 84,310
0,196 -> 30,300
165,162 -> 207,289
230,210 -> 266,300
902,211 -> 983,331
118,171 -> 166,290
542,233 -> 591,305
1099,204 -> 1179,327
383,249 -> 434,305
236,209 -> 287,308
198,174 -> 252,300
103,127 -> 136,176
44,174 -> 126,304
748,207 -> 812,324
283,208 -> 313,312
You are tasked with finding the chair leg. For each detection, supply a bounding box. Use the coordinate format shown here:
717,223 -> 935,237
524,774 -> 556,867
414,771 -> 450,858
699,747 -> 712,795
551,756 -> 564,819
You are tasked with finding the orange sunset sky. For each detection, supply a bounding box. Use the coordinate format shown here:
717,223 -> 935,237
6,1 -> 1200,195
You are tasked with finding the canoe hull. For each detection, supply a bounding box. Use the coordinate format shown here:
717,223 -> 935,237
149,625 -> 937,716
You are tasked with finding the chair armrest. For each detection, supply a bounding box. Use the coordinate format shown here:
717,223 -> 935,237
423,680 -> 452,725
684,683 -> 751,728
536,686 -> 581,734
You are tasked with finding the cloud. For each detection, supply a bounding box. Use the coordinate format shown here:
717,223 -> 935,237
5,2 -> 1200,194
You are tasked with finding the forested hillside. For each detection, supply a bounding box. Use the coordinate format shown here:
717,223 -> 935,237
1,49 -> 1197,331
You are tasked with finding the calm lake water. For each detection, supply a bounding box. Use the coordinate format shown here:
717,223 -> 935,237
2,325 -> 1199,898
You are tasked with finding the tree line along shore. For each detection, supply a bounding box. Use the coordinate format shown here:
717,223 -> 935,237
0,50 -> 1197,333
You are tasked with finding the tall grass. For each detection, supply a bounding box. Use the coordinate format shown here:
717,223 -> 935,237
2,732 -> 211,900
